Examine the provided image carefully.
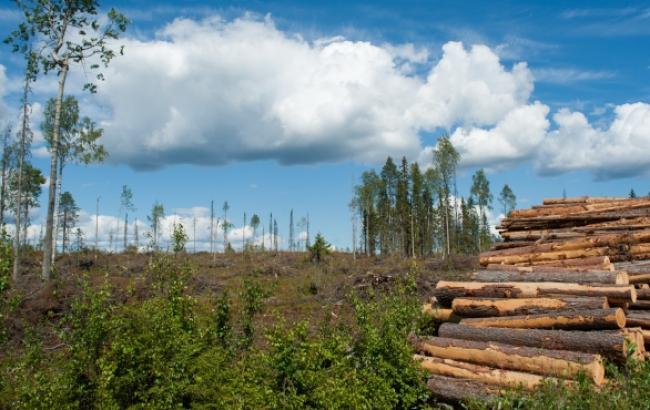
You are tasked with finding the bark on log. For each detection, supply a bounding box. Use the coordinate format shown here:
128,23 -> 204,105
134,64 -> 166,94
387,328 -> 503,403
542,197 -> 624,206
629,300 -> 650,310
414,354 -> 559,390
629,274 -> 650,285
412,336 -> 605,385
473,269 -> 627,285
434,281 -> 637,307
480,247 -> 609,266
615,260 -> 650,273
483,231 -> 650,259
625,312 -> 650,329
426,375 -> 499,402
637,288 -> 650,300
458,308 -> 625,330
486,260 -> 613,273
451,297 -> 609,318
437,323 -> 643,363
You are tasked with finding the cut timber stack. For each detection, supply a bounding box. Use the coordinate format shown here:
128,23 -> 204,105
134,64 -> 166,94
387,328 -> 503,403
418,196 -> 650,403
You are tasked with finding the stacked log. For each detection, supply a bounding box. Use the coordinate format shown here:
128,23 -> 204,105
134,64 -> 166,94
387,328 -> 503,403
419,196 -> 650,402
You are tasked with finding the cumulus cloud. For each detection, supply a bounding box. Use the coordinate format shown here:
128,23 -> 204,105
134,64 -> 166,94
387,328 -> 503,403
13,206 -> 276,252
88,16 -> 538,170
537,103 -> 650,179
448,102 -> 550,167
11,13 -> 644,179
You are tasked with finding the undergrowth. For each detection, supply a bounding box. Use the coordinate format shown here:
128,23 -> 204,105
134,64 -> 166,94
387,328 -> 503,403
0,254 -> 431,409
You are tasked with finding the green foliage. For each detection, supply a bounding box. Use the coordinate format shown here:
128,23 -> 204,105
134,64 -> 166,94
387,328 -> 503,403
171,222 -> 188,253
240,277 -> 270,349
0,229 -> 12,343
0,229 -> 11,293
467,359 -> 650,410
308,233 -> 331,263
0,257 -> 433,409
214,290 -> 232,348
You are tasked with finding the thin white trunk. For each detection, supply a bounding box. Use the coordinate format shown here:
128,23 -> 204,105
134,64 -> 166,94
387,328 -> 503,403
13,69 -> 31,281
42,62 -> 69,280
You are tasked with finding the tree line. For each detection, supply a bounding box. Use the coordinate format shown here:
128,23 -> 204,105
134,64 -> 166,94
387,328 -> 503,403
352,136 -> 517,258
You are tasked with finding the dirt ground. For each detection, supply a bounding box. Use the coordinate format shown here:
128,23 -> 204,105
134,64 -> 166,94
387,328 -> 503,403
4,250 -> 476,352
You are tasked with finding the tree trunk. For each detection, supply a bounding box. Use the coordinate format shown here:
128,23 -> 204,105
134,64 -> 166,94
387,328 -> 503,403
12,67 -> 31,282
437,323 -> 644,363
411,336 -> 605,385
42,62 -> 69,280
473,269 -> 627,285
51,161 -> 63,265
414,354 -> 557,390
451,297 -> 609,317
425,374 -> 499,402
0,127 -> 9,226
433,281 -> 637,307
124,212 -> 128,250
458,308 -> 625,330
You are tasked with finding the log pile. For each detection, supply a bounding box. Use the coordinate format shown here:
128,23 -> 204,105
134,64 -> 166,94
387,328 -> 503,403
418,197 -> 650,403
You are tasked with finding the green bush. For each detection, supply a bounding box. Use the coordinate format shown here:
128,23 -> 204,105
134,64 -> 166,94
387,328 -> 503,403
308,233 -> 331,263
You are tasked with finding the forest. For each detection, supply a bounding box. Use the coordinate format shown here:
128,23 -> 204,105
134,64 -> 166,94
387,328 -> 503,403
1,1 -> 650,409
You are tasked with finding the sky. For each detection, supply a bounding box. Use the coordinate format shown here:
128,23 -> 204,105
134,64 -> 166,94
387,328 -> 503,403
0,0 -> 649,251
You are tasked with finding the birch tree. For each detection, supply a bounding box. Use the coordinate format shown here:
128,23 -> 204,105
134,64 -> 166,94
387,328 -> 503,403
6,0 -> 128,279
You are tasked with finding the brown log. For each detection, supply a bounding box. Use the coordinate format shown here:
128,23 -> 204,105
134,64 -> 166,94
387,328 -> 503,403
414,354 -> 558,390
625,312 -> 650,329
425,375 -> 499,402
530,256 -> 614,270
434,281 -> 637,307
480,247 -> 609,266
629,274 -> 650,285
637,288 -> 650,300
542,196 -> 624,205
629,300 -> 650,310
422,304 -> 458,322
451,297 -> 609,318
483,231 -> 650,259
486,259 -> 613,272
614,260 -> 650,273
458,308 -> 625,330
412,336 -> 605,385
437,323 -> 643,363
473,269 -> 627,285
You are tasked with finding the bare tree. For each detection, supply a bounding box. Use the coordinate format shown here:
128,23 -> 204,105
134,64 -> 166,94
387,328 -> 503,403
7,0 -> 128,279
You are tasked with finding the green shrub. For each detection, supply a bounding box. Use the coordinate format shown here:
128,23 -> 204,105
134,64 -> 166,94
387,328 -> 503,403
308,233 -> 331,263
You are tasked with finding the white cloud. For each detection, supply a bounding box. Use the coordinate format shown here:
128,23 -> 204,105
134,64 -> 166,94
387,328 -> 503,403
6,13 -> 645,180
88,17 -> 537,170
447,102 -> 550,167
533,68 -> 616,84
538,103 -> 650,178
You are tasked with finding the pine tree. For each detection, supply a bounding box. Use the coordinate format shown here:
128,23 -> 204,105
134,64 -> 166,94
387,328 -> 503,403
148,202 -> 165,250
120,185 -> 134,251
630,189 -> 637,198
58,192 -> 79,253
470,169 -> 493,251
498,184 -> 517,216
250,214 -> 260,250
432,137 -> 460,258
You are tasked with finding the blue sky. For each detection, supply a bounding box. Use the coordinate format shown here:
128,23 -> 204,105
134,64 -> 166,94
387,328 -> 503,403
0,0 -> 649,250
